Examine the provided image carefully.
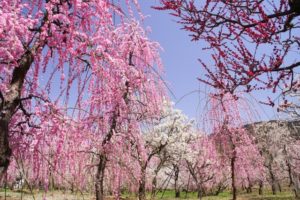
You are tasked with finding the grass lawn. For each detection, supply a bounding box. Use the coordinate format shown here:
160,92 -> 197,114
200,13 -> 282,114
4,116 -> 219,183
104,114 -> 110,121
0,188 -> 296,200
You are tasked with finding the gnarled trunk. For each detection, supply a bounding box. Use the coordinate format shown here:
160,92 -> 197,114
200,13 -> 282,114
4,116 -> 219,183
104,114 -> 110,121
95,155 -> 107,200
0,119 -> 11,182
0,44 -> 40,180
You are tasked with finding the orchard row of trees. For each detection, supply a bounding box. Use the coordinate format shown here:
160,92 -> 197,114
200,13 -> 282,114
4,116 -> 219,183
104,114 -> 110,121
4,98 -> 300,200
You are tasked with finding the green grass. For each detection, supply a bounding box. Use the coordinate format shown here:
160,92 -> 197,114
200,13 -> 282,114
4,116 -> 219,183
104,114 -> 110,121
239,191 -> 294,200
147,189 -> 294,200
0,188 -> 296,200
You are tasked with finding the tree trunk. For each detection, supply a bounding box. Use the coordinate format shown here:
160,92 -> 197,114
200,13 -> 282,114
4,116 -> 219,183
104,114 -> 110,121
0,44 -> 40,180
270,172 -> 278,195
287,160 -> 294,187
284,145 -> 300,198
291,170 -> 300,199
294,178 -> 300,199
215,185 -> 221,196
151,175 -> 157,197
258,181 -> 263,195
271,183 -> 277,195
175,190 -> 180,198
278,182 -> 282,193
151,162 -> 164,197
246,185 -> 252,193
246,177 -> 252,193
95,155 -> 107,200
94,96 -> 124,200
0,120 -> 11,182
231,156 -> 237,200
173,165 -> 180,198
138,167 -> 146,200
268,165 -> 277,195
197,187 -> 202,200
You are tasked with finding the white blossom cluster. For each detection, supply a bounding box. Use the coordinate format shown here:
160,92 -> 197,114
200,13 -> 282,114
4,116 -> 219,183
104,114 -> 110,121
143,100 -> 197,159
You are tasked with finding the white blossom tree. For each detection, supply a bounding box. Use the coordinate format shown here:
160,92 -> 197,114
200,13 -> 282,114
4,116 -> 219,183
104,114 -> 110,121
131,100 -> 195,200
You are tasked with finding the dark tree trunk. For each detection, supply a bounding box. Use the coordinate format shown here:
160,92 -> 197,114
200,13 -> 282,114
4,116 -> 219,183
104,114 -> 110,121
94,95 -> 123,200
175,190 -> 180,198
0,42 -> 41,180
287,160 -> 294,187
197,187 -> 202,200
0,120 -> 11,182
231,156 -> 237,200
95,155 -> 107,200
246,187 -> 252,193
246,185 -> 252,193
0,54 -> 35,180
278,182 -> 282,193
271,183 -> 277,195
268,164 -> 277,195
173,164 -> 180,198
215,185 -> 221,196
246,177 -> 252,193
258,181 -> 263,195
138,167 -> 146,200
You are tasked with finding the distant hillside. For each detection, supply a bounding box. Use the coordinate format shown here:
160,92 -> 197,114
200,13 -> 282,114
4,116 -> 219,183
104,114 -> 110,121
245,120 -> 300,142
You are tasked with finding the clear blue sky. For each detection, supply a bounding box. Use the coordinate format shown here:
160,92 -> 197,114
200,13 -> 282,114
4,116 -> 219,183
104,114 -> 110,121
138,2 -> 280,126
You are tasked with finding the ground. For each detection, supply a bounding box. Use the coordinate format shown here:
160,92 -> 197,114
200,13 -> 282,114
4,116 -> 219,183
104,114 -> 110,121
0,189 -> 295,200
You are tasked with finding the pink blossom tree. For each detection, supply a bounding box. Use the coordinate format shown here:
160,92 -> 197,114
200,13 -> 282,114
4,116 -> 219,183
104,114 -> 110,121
207,94 -> 264,200
0,0 -> 115,179
0,1 -> 165,196
185,136 -> 222,200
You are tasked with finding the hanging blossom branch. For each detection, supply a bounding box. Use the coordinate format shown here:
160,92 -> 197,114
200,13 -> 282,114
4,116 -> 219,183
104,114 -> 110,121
154,0 -> 300,106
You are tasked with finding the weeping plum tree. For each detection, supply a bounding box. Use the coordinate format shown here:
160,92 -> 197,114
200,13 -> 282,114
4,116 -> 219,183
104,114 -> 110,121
0,0 -> 165,187
83,21 -> 165,200
155,0 -> 300,105
206,94 -> 264,200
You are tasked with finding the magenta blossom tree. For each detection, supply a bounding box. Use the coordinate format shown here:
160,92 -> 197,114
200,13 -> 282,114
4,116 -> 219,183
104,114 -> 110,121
155,0 -> 300,105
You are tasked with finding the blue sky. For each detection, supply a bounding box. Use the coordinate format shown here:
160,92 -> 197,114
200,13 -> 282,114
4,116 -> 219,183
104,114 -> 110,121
138,2 -> 280,126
